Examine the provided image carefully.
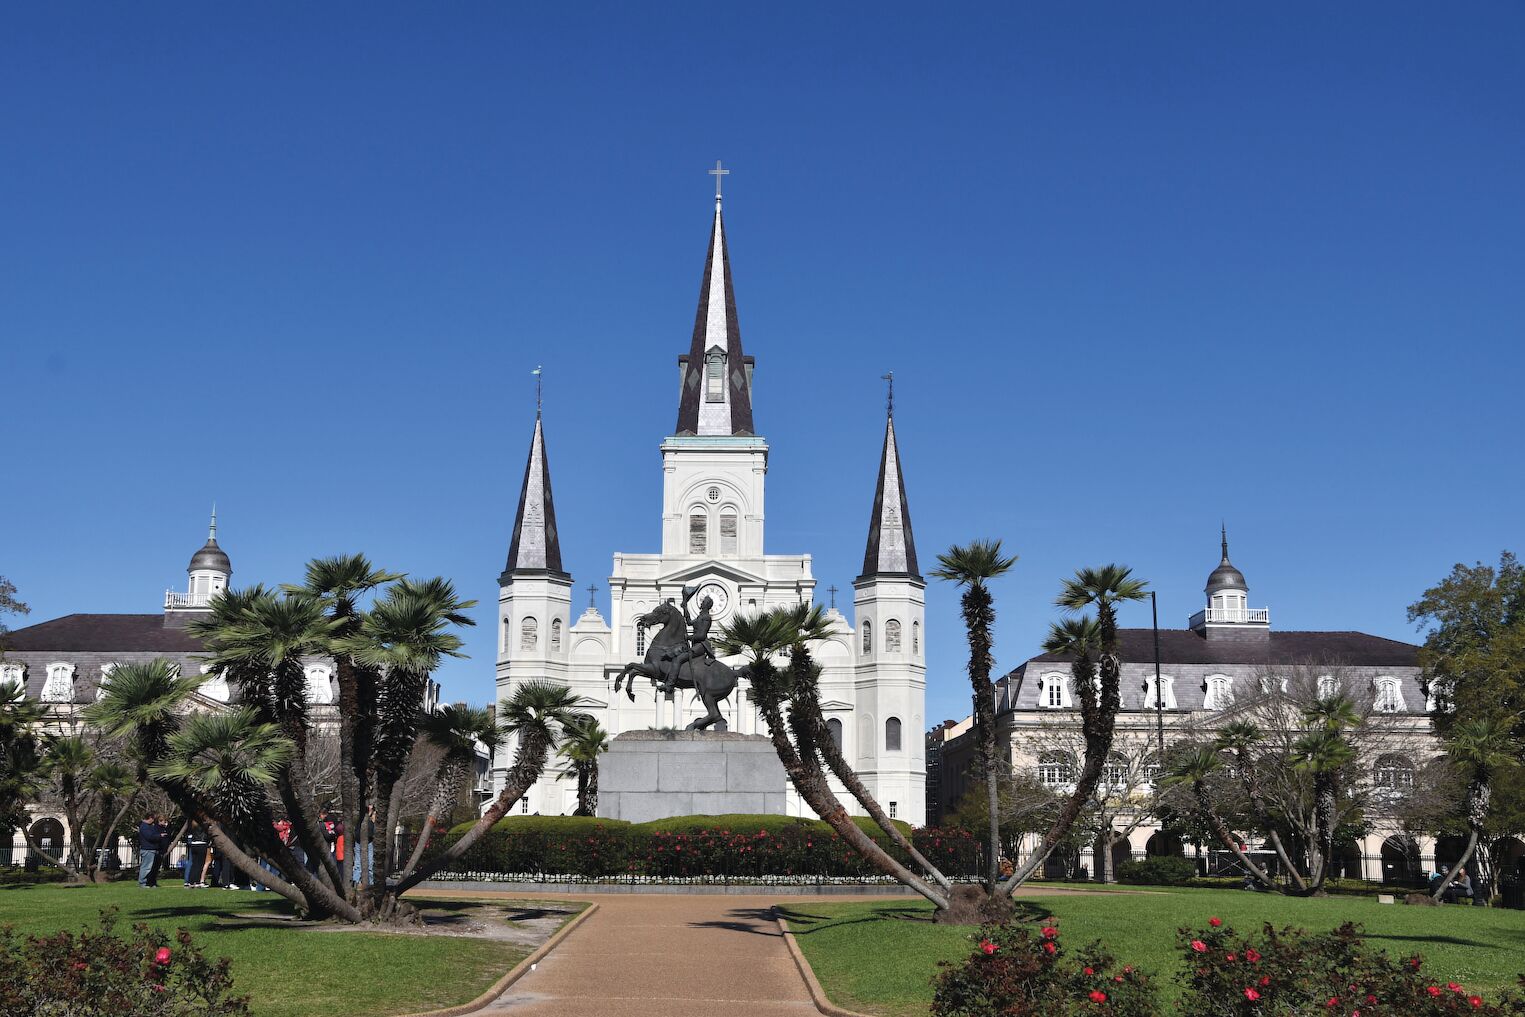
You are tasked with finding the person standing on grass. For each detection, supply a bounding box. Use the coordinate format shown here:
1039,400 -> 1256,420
184,823 -> 209,887
136,812 -> 160,888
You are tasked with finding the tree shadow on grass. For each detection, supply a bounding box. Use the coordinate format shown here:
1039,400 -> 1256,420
1364,932 -> 1522,949
774,902 -> 1049,936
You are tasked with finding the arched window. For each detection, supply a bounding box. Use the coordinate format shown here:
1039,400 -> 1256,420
861,620 -> 872,655
719,510 -> 738,556
1374,754 -> 1415,790
520,616 -> 538,651
1037,751 -> 1074,788
635,623 -> 647,657
1039,673 -> 1069,709
911,621 -> 920,655
551,619 -> 563,652
705,351 -> 726,402
885,619 -> 902,653
0,663 -> 22,688
305,664 -> 334,705
885,717 -> 902,752
688,510 -> 708,555
827,717 -> 844,751
1318,675 -> 1339,699
1102,753 -> 1129,788
1258,675 -> 1289,696
1374,677 -> 1404,713
1144,675 -> 1176,710
42,663 -> 75,703
502,617 -> 511,654
96,663 -> 117,702
199,667 -> 230,703
1203,675 -> 1233,710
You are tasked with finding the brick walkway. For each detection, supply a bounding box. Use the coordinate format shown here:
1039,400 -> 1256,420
455,892 -> 871,1017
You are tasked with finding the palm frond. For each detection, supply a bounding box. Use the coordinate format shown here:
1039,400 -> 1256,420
930,539 -> 1018,587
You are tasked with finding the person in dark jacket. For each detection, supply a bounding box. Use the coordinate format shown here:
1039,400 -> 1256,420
184,824 -> 210,887
136,813 -> 160,888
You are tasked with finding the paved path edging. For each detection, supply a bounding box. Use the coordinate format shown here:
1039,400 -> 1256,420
397,902 -> 599,1017
774,909 -> 873,1017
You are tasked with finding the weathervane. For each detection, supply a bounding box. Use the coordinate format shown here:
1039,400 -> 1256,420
881,372 -> 894,417
709,160 -> 729,201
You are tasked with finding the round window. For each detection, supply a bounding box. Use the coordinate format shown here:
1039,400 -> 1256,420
707,486 -> 721,502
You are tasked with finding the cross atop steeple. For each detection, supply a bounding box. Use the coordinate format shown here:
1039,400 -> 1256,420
587,584 -> 598,609
709,160 -> 729,202
828,584 -> 839,609
533,365 -> 543,414
881,372 -> 894,418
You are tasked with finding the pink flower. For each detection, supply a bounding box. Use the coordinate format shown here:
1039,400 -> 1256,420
1449,983 -> 1463,992
1088,990 -> 1107,1003
1428,987 -> 1442,997
1041,926 -> 1058,939
1209,917 -> 1222,927
1245,948 -> 1261,963
154,947 -> 172,965
1042,941 -> 1056,954
1244,987 -> 1260,1001
1259,976 -> 1270,987
1190,940 -> 1208,953
1226,952 -> 1237,962
1469,997 -> 1483,1008
1083,966 -> 1094,975
979,940 -> 998,955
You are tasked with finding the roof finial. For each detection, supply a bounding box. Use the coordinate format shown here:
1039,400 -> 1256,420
532,365 -> 543,415
209,503 -> 218,543
881,372 -> 895,418
709,159 -> 729,205
1220,522 -> 1230,563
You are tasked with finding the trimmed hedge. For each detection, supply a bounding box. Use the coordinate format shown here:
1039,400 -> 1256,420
438,813 -> 975,879
1117,856 -> 1198,886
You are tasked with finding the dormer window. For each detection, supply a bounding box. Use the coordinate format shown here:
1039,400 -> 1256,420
705,352 -> 726,402
42,663 -> 76,703
1374,677 -> 1404,713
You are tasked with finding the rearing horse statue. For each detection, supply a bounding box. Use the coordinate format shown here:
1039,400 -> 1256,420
613,601 -> 743,731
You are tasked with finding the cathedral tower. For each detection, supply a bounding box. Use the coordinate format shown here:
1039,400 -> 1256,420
852,399 -> 927,825
497,409 -> 573,809
660,191 -> 768,563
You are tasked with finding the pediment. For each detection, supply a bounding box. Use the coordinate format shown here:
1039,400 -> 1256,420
820,699 -> 854,711
659,560 -> 766,586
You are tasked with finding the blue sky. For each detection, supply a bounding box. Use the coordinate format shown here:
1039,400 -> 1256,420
3,4 -> 1522,724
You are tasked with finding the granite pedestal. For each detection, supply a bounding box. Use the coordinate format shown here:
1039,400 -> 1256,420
597,730 -> 790,823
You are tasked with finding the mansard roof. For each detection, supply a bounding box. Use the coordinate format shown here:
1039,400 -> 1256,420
674,201 -> 755,436
1016,628 -> 1419,671
2,613 -> 205,653
502,413 -> 568,581
858,412 -> 920,581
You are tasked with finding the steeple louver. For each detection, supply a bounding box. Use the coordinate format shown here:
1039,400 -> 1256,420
675,199 -> 755,436
858,410 -> 920,581
502,412 -> 567,581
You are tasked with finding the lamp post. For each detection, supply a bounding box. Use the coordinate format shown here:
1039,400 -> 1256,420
1152,591 -> 1166,764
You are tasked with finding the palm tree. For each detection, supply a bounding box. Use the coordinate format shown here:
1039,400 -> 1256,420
82,759 -> 139,881
343,576 -> 475,890
931,540 -> 1017,894
0,679 -> 50,870
404,704 -> 503,872
558,715 -> 611,816
43,735 -> 95,872
1213,719 -> 1307,891
85,659 -> 359,921
150,709 -> 294,827
719,608 -> 953,914
1163,745 -> 1276,887
194,592 -> 345,892
775,602 -> 951,891
1000,567 -> 1148,893
394,680 -> 584,896
286,555 -> 402,880
1430,715 -> 1514,903
1291,727 -> 1355,894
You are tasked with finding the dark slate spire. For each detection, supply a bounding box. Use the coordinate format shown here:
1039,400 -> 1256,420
858,407 -> 920,581
502,412 -> 568,581
674,196 -> 755,436
1206,523 -> 1247,595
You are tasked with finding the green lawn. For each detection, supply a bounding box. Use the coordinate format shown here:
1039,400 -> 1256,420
0,882 -> 547,1017
781,887 -> 1525,1017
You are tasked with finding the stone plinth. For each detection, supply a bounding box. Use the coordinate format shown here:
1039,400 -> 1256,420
597,730 -> 790,823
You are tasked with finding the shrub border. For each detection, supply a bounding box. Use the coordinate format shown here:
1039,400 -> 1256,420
395,901 -> 599,1017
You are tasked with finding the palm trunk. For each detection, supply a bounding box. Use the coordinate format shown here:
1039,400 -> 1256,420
20,825 -> 82,879
808,698 -> 951,890
775,695 -> 949,909
1306,781 -> 1336,894
403,760 -> 468,875
1196,784 -> 1275,886
203,817 -> 362,922
332,652 -> 364,904
391,735 -> 549,896
1432,778 -> 1488,903
1238,758 -> 1308,891
957,584 -> 1003,894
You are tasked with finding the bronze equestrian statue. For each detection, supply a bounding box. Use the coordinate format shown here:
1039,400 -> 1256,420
613,586 -> 743,731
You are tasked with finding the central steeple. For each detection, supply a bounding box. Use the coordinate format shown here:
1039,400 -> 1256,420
675,187 -> 755,436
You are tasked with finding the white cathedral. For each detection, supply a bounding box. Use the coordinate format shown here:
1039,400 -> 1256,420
494,189 -> 928,825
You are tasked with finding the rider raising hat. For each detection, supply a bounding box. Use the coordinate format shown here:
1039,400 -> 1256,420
666,585 -> 716,693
